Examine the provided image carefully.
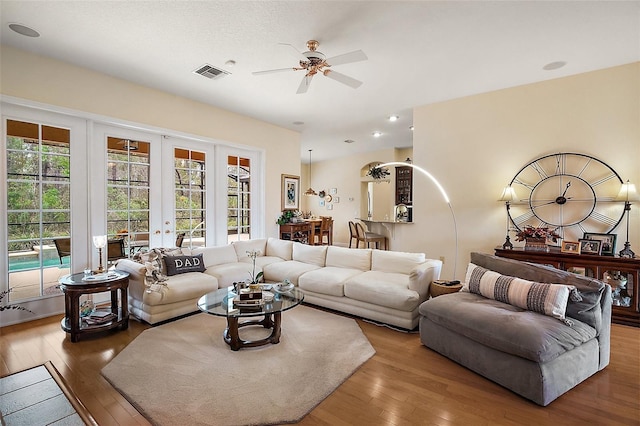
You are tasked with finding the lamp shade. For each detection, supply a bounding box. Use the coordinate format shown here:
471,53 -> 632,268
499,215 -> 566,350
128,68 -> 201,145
92,235 -> 107,249
615,181 -> 640,202
498,186 -> 517,202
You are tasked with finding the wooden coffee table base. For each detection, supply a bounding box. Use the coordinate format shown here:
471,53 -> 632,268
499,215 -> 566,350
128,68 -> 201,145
224,312 -> 282,351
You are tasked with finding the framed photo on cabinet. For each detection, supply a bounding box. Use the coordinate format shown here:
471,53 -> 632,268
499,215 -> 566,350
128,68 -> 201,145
583,233 -> 617,256
281,174 -> 300,211
579,239 -> 602,255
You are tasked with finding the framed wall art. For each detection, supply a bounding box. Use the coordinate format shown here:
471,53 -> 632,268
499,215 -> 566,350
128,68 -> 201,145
281,174 -> 300,211
583,233 -> 617,256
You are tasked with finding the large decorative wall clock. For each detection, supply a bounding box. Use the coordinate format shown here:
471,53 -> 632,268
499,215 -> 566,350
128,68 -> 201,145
506,152 -> 626,243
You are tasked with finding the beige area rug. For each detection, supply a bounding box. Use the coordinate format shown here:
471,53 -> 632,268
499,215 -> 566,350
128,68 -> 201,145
102,306 -> 375,426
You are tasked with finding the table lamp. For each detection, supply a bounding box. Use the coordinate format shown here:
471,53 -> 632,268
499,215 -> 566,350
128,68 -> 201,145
92,235 -> 107,273
498,186 -> 517,250
615,180 -> 640,258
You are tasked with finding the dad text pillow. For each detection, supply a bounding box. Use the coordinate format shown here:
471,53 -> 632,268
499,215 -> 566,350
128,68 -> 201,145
164,253 -> 206,276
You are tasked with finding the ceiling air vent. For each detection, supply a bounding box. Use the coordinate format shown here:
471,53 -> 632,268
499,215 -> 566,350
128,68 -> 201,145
193,64 -> 230,80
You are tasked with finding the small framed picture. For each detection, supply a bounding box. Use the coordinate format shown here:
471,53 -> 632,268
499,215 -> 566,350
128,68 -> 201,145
561,240 -> 581,254
583,233 -> 617,256
579,239 -> 602,255
281,174 -> 300,211
333,196 -> 340,204
330,188 -> 337,195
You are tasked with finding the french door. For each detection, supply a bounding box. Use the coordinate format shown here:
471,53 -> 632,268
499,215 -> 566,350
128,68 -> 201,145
2,104 -> 88,304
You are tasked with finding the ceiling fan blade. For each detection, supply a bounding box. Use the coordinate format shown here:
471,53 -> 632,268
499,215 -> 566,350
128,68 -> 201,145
252,68 -> 295,75
325,50 -> 368,67
278,43 -> 309,62
296,74 -> 313,94
323,70 -> 362,89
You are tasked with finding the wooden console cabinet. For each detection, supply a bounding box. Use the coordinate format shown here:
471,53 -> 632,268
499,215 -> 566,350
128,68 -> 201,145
279,222 -> 311,244
495,248 -> 639,327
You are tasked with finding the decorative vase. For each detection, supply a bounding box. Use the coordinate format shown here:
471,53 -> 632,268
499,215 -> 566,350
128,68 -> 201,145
524,237 -> 548,252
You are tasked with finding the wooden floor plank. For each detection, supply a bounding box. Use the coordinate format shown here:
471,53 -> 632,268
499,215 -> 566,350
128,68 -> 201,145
1,311 -> 638,425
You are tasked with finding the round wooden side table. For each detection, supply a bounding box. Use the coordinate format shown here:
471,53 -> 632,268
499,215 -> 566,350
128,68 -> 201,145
430,281 -> 463,298
59,270 -> 129,342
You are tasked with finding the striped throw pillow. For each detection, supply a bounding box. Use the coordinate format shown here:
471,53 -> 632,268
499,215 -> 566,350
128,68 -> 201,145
463,263 -> 578,322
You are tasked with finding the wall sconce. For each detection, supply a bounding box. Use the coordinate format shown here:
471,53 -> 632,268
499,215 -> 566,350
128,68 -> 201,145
498,186 -> 517,250
615,180 -> 640,258
92,235 -> 107,273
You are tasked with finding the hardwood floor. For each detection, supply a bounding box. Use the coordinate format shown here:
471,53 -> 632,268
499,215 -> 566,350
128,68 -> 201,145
1,311 -> 638,426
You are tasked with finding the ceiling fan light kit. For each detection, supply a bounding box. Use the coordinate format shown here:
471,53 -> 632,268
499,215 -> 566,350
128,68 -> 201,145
253,39 -> 368,94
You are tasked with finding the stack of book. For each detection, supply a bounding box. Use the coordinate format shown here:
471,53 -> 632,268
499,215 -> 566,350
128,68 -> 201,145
83,310 -> 117,325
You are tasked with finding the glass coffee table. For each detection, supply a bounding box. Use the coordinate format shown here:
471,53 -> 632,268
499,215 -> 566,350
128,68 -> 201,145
197,286 -> 304,351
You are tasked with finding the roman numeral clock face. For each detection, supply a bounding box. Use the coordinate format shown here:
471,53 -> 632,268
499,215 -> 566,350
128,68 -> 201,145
508,153 -> 626,243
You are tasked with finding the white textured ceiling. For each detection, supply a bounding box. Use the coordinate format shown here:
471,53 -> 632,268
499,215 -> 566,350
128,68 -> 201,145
1,1 -> 638,162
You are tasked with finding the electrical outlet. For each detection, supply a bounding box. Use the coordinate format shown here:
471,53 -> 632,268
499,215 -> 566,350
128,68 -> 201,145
439,256 -> 445,263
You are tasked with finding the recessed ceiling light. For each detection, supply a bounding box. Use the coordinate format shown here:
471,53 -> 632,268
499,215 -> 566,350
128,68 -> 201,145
388,115 -> 399,122
293,121 -> 304,125
543,61 -> 567,71
409,126 -> 414,131
8,23 -> 40,38
372,131 -> 382,138
344,139 -> 355,144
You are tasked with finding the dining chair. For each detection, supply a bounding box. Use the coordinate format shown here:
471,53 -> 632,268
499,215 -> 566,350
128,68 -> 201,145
315,216 -> 333,245
53,238 -> 71,264
355,221 -> 387,250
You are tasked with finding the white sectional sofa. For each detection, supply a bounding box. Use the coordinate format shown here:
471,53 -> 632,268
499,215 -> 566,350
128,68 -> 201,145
116,238 -> 442,329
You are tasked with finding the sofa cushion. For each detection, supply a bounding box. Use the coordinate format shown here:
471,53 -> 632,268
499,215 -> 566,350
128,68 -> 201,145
266,238 -> 293,260
142,272 -> 218,307
345,271 -> 420,311
419,292 -> 597,363
464,263 -> 575,322
204,262 -> 255,288
371,250 -> 425,274
164,253 -> 206,276
262,261 -> 320,285
298,267 -> 365,297
292,243 -> 327,267
326,246 -> 371,271
470,252 -> 604,330
232,239 -> 268,260
193,244 -> 238,267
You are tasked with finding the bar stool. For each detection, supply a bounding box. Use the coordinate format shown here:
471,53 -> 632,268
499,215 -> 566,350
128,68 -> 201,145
355,221 -> 387,250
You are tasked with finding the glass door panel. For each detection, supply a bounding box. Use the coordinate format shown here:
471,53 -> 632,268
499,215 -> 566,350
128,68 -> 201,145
106,137 -> 151,257
227,155 -> 251,243
174,148 -> 206,249
5,119 -> 71,301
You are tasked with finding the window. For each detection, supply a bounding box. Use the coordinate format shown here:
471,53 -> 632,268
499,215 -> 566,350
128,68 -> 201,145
5,119 -> 70,301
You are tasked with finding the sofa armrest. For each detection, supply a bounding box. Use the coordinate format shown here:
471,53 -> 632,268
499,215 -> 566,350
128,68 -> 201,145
115,259 -> 147,303
409,259 -> 443,300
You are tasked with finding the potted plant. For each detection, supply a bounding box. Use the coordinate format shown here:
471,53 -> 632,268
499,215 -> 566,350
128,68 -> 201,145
515,226 -> 560,251
0,288 -> 33,313
276,210 -> 296,225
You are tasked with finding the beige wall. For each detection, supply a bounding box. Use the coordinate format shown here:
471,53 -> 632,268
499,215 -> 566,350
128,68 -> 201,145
0,45 -> 301,237
311,63 -> 639,280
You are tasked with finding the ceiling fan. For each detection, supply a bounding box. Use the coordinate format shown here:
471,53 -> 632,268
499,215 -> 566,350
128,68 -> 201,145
252,40 -> 368,94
